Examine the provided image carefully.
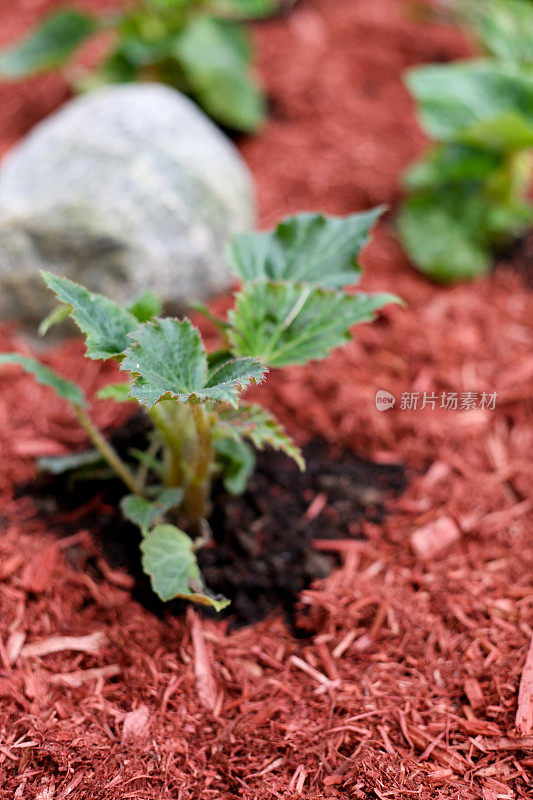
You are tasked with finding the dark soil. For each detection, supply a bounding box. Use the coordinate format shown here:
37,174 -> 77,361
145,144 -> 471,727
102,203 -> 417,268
26,417 -> 408,627
495,231 -> 533,287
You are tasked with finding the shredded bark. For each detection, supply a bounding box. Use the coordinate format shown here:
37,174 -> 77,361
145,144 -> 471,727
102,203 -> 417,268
0,0 -> 532,797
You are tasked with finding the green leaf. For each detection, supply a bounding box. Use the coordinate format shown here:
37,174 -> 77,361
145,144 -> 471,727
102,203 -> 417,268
75,48 -> 138,91
461,111 -> 533,152
38,304 -> 71,337
121,488 -> 184,534
41,272 -> 139,361
141,524 -> 229,609
128,447 -> 166,479
217,402 -> 304,470
0,354 -> 87,407
486,199 -> 533,236
229,282 -> 401,367
209,0 -> 278,19
96,383 -> 134,402
461,0 -> 533,65
214,435 -> 256,495
406,60 -> 533,150
0,10 -> 98,79
38,449 -> 102,475
121,318 -> 266,408
175,17 -> 265,132
397,191 -> 492,282
227,208 -> 385,288
206,353 -> 267,404
127,289 -> 163,323
404,144 -> 503,192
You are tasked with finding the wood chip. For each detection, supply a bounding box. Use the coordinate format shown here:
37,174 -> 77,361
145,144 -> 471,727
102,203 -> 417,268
121,705 -> 150,743
21,632 -> 106,658
96,557 -> 135,590
464,677 -> 484,710
411,516 -> 461,560
481,736 -> 533,752
515,634 -> 533,735
49,665 -> 120,687
5,631 -> 25,665
190,611 -> 218,713
20,542 -> 59,593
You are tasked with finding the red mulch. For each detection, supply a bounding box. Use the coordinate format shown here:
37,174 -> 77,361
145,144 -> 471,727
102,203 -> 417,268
0,1 -> 532,798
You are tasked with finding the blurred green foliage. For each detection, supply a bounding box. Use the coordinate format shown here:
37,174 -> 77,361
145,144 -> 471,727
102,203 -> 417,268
0,0 -> 279,132
398,1 -> 533,281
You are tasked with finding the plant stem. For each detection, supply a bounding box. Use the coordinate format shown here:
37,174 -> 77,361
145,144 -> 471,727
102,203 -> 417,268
150,402 -> 190,488
74,407 -> 143,496
186,404 -> 214,521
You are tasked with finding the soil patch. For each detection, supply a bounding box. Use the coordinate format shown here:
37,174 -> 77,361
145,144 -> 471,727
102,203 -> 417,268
26,420 -> 407,627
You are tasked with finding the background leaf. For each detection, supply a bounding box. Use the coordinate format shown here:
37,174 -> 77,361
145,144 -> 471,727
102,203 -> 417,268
406,60 -> 533,149
96,383 -> 133,402
38,449 -> 102,476
229,282 -> 400,367
141,524 -> 229,609
227,208 -> 385,288
175,17 -> 265,132
42,272 -> 138,361
461,0 -> 533,65
0,354 -> 87,407
404,144 -> 503,192
122,318 -> 266,408
0,10 -> 98,78
461,111 -> 533,152
209,0 -> 278,19
127,290 -> 163,323
397,191 -> 492,282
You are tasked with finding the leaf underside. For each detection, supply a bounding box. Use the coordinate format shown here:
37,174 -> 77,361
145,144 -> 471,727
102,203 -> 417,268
141,524 -> 229,610
121,317 -> 266,408
37,449 -> 102,476
229,282 -> 400,367
227,208 -> 386,288
0,353 -> 87,407
42,271 -> 139,361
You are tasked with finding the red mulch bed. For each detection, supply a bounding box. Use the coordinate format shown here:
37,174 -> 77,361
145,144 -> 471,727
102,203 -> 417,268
1,1 -> 532,797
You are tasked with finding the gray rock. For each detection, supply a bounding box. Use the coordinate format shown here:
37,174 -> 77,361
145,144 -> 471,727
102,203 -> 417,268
0,84 -> 255,331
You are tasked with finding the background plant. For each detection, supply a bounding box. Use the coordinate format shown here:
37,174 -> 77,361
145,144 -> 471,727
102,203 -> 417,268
397,0 -> 533,282
0,0 -> 280,132
0,208 -> 400,610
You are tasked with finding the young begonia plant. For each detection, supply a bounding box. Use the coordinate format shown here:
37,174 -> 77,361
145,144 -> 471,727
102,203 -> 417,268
0,0 -> 280,133
0,209 -> 400,610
